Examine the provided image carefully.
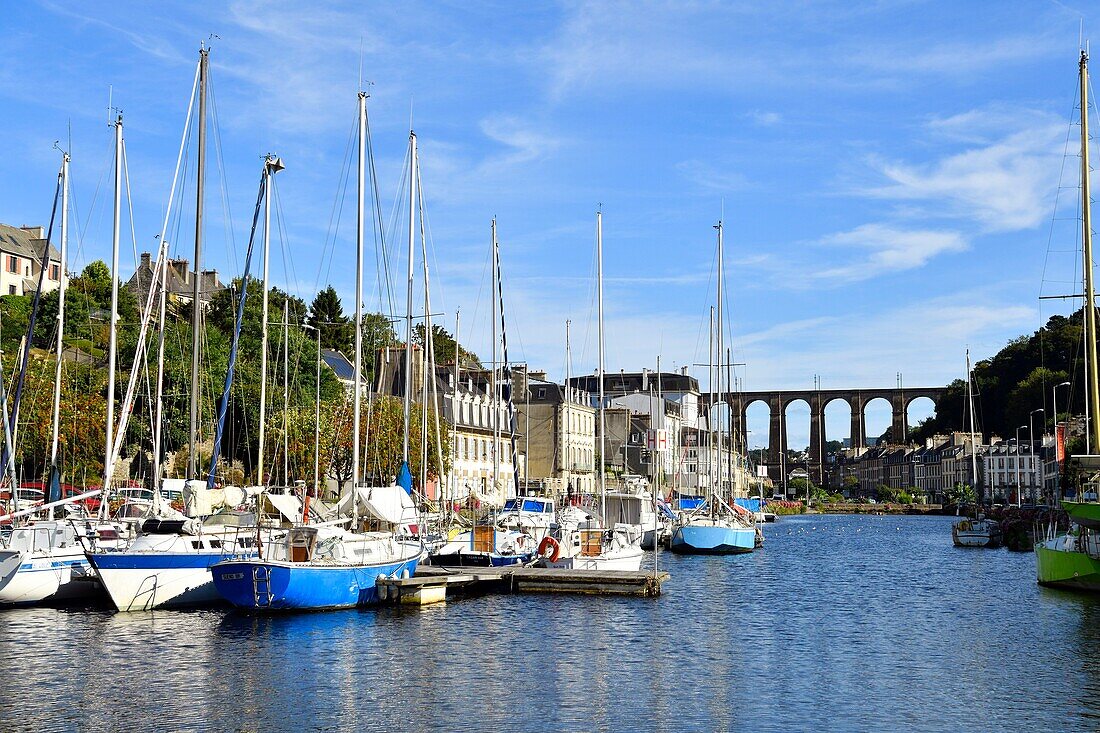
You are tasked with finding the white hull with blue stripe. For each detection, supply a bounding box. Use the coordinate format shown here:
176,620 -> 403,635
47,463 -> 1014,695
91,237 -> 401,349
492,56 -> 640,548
0,522 -> 102,605
87,524 -> 265,611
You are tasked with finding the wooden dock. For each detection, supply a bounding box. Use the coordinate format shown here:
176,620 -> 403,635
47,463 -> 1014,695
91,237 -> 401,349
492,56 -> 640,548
376,565 -> 669,605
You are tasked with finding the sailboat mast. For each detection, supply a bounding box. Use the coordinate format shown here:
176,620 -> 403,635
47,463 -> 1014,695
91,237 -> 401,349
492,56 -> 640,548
715,220 -> 724,508
352,91 -> 366,528
597,210 -> 606,521
709,306 -> 714,504
1081,50 -> 1100,451
48,153 -> 69,476
257,154 -> 276,484
282,298 -> 289,485
966,349 -> 979,497
491,219 -> 499,490
565,319 -> 571,493
188,46 -> 208,479
403,132 -> 417,466
451,308 -> 460,518
105,114 -> 122,490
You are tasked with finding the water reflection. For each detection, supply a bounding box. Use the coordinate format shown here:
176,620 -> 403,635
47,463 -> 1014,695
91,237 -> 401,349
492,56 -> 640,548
1,515 -> 1098,731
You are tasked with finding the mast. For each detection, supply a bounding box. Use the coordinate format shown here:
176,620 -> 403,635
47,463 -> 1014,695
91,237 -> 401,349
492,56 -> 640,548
1081,49 -> 1100,451
47,152 -> 69,517
48,152 -> 68,473
966,349 -> 979,499
351,91 -> 366,529
313,326 -> 320,499
105,114 -> 122,492
715,220 -> 724,510
451,308 -> 460,519
491,219 -> 500,493
709,306 -> 715,504
257,154 -> 278,484
282,297 -> 289,485
188,46 -> 209,479
565,319 -> 571,493
403,132 -> 417,466
597,210 -> 606,522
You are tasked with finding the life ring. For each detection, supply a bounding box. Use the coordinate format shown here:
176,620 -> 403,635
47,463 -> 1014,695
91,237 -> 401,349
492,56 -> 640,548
537,536 -> 561,563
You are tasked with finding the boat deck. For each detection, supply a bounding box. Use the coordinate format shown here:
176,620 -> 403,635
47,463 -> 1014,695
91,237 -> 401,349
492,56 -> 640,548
376,565 -> 669,605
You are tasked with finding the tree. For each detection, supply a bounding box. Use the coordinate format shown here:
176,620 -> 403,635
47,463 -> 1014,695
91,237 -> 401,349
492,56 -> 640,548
308,286 -> 352,353
413,323 -> 483,369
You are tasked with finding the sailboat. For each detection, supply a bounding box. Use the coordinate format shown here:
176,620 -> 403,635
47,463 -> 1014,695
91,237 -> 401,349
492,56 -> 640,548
669,220 -> 757,554
0,131 -> 130,604
429,219 -> 537,567
541,210 -> 643,571
952,349 -> 1001,548
87,50 -> 282,611
208,93 -> 424,611
1036,50 -> 1100,589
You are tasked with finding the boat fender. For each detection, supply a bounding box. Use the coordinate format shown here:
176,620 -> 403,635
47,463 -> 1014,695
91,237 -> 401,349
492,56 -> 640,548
537,536 -> 561,563
400,568 -> 410,580
376,574 -> 389,601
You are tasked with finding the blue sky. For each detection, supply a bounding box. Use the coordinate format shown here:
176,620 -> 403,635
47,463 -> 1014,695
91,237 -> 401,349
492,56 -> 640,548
0,1 -> 1092,449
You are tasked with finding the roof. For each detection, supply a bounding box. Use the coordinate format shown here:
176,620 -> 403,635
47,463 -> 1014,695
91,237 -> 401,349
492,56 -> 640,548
0,223 -> 61,262
568,371 -> 700,395
321,349 -> 357,382
125,253 -> 225,303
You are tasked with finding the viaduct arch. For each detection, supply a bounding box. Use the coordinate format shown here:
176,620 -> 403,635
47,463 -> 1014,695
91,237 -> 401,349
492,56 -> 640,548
703,387 -> 946,486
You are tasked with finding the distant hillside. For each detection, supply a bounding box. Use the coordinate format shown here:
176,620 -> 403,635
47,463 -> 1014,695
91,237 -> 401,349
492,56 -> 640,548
910,309 -> 1085,444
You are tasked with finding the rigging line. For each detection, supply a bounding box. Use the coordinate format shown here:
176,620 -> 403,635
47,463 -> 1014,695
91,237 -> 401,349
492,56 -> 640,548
364,94 -> 396,321
74,132 -> 116,263
317,109 -> 356,293
207,76 -> 240,277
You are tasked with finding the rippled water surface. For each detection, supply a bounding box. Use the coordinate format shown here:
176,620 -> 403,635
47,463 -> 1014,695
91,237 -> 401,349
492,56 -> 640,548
1,514 -> 1098,732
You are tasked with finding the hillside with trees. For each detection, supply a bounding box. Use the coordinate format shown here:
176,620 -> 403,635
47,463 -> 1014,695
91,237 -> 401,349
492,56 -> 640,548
910,309 -> 1085,445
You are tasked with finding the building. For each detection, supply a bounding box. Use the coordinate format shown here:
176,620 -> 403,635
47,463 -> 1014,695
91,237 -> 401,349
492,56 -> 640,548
514,369 -> 596,497
0,224 -> 63,296
125,252 -> 226,306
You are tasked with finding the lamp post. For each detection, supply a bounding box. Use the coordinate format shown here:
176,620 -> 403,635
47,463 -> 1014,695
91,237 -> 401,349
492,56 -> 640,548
1016,425 -> 1028,508
1054,381 -> 1071,505
1030,408 -> 1044,505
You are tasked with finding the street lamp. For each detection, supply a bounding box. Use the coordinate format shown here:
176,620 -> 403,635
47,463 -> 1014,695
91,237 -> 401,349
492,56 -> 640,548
1030,408 -> 1044,505
1016,425 -> 1028,508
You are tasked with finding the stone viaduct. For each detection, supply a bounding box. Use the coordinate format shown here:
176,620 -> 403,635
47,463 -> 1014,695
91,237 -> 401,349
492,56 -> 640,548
702,387 -> 946,486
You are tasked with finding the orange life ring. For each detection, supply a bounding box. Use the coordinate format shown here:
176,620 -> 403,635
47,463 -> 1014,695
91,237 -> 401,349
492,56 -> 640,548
537,536 -> 561,563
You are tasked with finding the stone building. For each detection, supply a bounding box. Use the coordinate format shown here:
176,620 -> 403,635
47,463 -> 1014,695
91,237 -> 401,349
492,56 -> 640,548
125,252 -> 226,306
514,369 -> 596,497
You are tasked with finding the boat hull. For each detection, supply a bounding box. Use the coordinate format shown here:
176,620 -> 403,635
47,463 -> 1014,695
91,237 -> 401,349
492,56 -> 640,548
544,549 -> 644,571
0,549 -> 99,605
669,524 -> 756,554
87,551 -> 244,611
425,550 -> 533,568
1035,537 -> 1100,590
210,555 -> 422,611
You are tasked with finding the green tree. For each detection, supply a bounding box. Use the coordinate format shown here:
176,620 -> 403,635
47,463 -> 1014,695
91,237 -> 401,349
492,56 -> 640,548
307,286 -> 352,353
413,322 -> 483,369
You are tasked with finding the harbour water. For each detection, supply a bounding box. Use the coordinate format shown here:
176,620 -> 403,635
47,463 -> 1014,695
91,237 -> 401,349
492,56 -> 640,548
2,514 -> 1097,732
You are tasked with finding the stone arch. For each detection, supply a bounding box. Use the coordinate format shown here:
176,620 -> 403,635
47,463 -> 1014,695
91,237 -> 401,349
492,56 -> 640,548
905,396 -> 937,440
863,397 -> 893,446
783,398 -> 811,452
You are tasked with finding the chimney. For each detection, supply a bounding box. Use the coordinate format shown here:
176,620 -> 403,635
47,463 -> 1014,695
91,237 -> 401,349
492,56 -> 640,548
141,252 -> 151,270
681,365 -> 689,376
641,368 -> 649,391
20,226 -> 44,239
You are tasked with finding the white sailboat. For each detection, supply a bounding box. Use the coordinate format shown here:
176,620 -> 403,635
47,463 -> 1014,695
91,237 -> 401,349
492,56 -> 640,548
952,349 -> 1001,548
542,210 -> 643,571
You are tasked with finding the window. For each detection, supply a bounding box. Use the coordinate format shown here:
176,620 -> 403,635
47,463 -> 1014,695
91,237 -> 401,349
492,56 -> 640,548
7,285 -> 14,296
6,256 -> 16,274
49,264 -> 60,281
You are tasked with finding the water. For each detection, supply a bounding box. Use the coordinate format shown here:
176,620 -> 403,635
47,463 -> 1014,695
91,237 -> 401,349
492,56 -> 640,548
1,514 -> 1098,732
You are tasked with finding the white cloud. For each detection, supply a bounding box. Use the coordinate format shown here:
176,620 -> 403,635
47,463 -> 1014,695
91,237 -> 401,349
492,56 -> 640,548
811,223 -> 968,283
862,117 -> 1064,232
747,110 -> 782,126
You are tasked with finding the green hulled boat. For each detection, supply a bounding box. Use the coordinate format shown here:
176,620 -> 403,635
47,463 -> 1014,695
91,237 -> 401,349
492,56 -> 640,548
1034,50 -> 1100,593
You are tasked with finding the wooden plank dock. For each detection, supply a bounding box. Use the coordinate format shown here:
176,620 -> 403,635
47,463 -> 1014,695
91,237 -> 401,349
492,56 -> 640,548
376,565 -> 669,605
